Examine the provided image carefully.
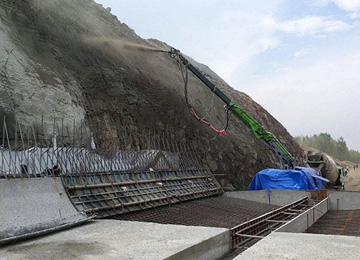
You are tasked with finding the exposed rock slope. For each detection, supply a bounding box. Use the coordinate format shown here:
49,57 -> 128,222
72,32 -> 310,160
0,0 -> 302,189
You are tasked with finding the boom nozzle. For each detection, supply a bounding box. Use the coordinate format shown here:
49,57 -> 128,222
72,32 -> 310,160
169,47 -> 181,58
168,47 -> 188,65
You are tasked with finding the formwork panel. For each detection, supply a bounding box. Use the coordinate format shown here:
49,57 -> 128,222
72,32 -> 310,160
62,169 -> 223,218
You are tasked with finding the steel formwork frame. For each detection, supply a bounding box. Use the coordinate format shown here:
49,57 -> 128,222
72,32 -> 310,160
62,169 -> 223,218
230,197 -> 312,250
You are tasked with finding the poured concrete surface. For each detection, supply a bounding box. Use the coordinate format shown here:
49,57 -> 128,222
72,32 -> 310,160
235,232 -> 360,260
0,178 -> 87,241
0,220 -> 230,260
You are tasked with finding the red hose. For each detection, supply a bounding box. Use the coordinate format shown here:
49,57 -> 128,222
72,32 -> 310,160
190,107 -> 226,135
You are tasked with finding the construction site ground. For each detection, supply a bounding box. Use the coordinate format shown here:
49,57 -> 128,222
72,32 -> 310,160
0,195 -> 280,260
2,189 -> 360,259
343,165 -> 360,191
311,163 -> 360,238
301,166 -> 360,238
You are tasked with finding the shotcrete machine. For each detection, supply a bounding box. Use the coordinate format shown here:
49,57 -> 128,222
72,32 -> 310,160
168,47 -> 295,169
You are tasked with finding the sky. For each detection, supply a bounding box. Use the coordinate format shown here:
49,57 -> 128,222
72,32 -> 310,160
96,0 -> 360,150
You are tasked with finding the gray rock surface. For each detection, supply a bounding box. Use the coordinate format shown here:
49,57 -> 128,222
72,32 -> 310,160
0,0 -> 302,189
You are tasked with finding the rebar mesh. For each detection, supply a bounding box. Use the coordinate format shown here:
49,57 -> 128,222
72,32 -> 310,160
0,117 -> 202,178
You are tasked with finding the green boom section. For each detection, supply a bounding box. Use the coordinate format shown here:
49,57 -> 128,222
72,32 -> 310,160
230,101 -> 295,162
173,49 -> 295,166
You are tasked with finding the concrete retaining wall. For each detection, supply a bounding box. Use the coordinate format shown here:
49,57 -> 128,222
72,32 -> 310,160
225,190 -> 312,206
164,229 -> 231,260
327,191 -> 360,210
275,198 -> 328,233
0,177 -> 88,243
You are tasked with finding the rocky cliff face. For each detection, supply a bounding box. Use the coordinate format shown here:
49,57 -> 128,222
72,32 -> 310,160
0,0 -> 302,189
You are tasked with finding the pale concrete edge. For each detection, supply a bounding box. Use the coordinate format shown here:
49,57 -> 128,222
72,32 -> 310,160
0,217 -> 93,247
163,229 -> 231,260
327,191 -> 360,210
225,190 -> 313,206
274,198 -> 329,233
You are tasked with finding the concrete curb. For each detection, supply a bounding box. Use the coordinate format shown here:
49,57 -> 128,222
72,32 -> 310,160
164,229 -> 231,260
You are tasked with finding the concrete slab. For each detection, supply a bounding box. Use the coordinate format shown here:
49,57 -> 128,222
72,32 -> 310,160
235,232 -> 360,260
0,177 -> 88,243
0,220 -> 231,260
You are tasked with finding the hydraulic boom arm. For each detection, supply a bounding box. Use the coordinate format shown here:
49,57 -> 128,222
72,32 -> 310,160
169,47 -> 295,168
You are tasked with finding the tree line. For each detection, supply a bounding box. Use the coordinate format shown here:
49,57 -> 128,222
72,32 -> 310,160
295,133 -> 360,163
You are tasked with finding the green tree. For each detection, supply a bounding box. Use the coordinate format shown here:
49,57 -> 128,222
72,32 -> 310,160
294,133 -> 358,163
315,133 -> 334,154
334,137 -> 349,160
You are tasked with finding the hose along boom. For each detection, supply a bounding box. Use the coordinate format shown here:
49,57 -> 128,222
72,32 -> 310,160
169,47 -> 295,168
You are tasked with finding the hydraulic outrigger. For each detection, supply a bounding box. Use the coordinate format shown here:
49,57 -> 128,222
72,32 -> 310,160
169,47 -> 295,168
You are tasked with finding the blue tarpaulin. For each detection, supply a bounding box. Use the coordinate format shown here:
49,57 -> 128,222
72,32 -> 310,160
249,167 -> 329,191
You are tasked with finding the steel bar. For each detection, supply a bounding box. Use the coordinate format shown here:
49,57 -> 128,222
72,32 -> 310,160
82,187 -> 221,214
231,197 -> 309,250
66,175 -> 212,190
235,234 -> 265,239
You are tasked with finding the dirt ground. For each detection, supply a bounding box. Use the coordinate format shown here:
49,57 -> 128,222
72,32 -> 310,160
343,164 -> 360,191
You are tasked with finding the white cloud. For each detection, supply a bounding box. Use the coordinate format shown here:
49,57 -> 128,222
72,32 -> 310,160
348,12 -> 360,19
204,14 -> 352,85
257,37 -> 280,52
278,16 -> 352,36
261,15 -> 351,37
312,34 -> 328,38
246,48 -> 360,150
320,0 -> 360,12
294,49 -> 309,57
191,8 -> 283,83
